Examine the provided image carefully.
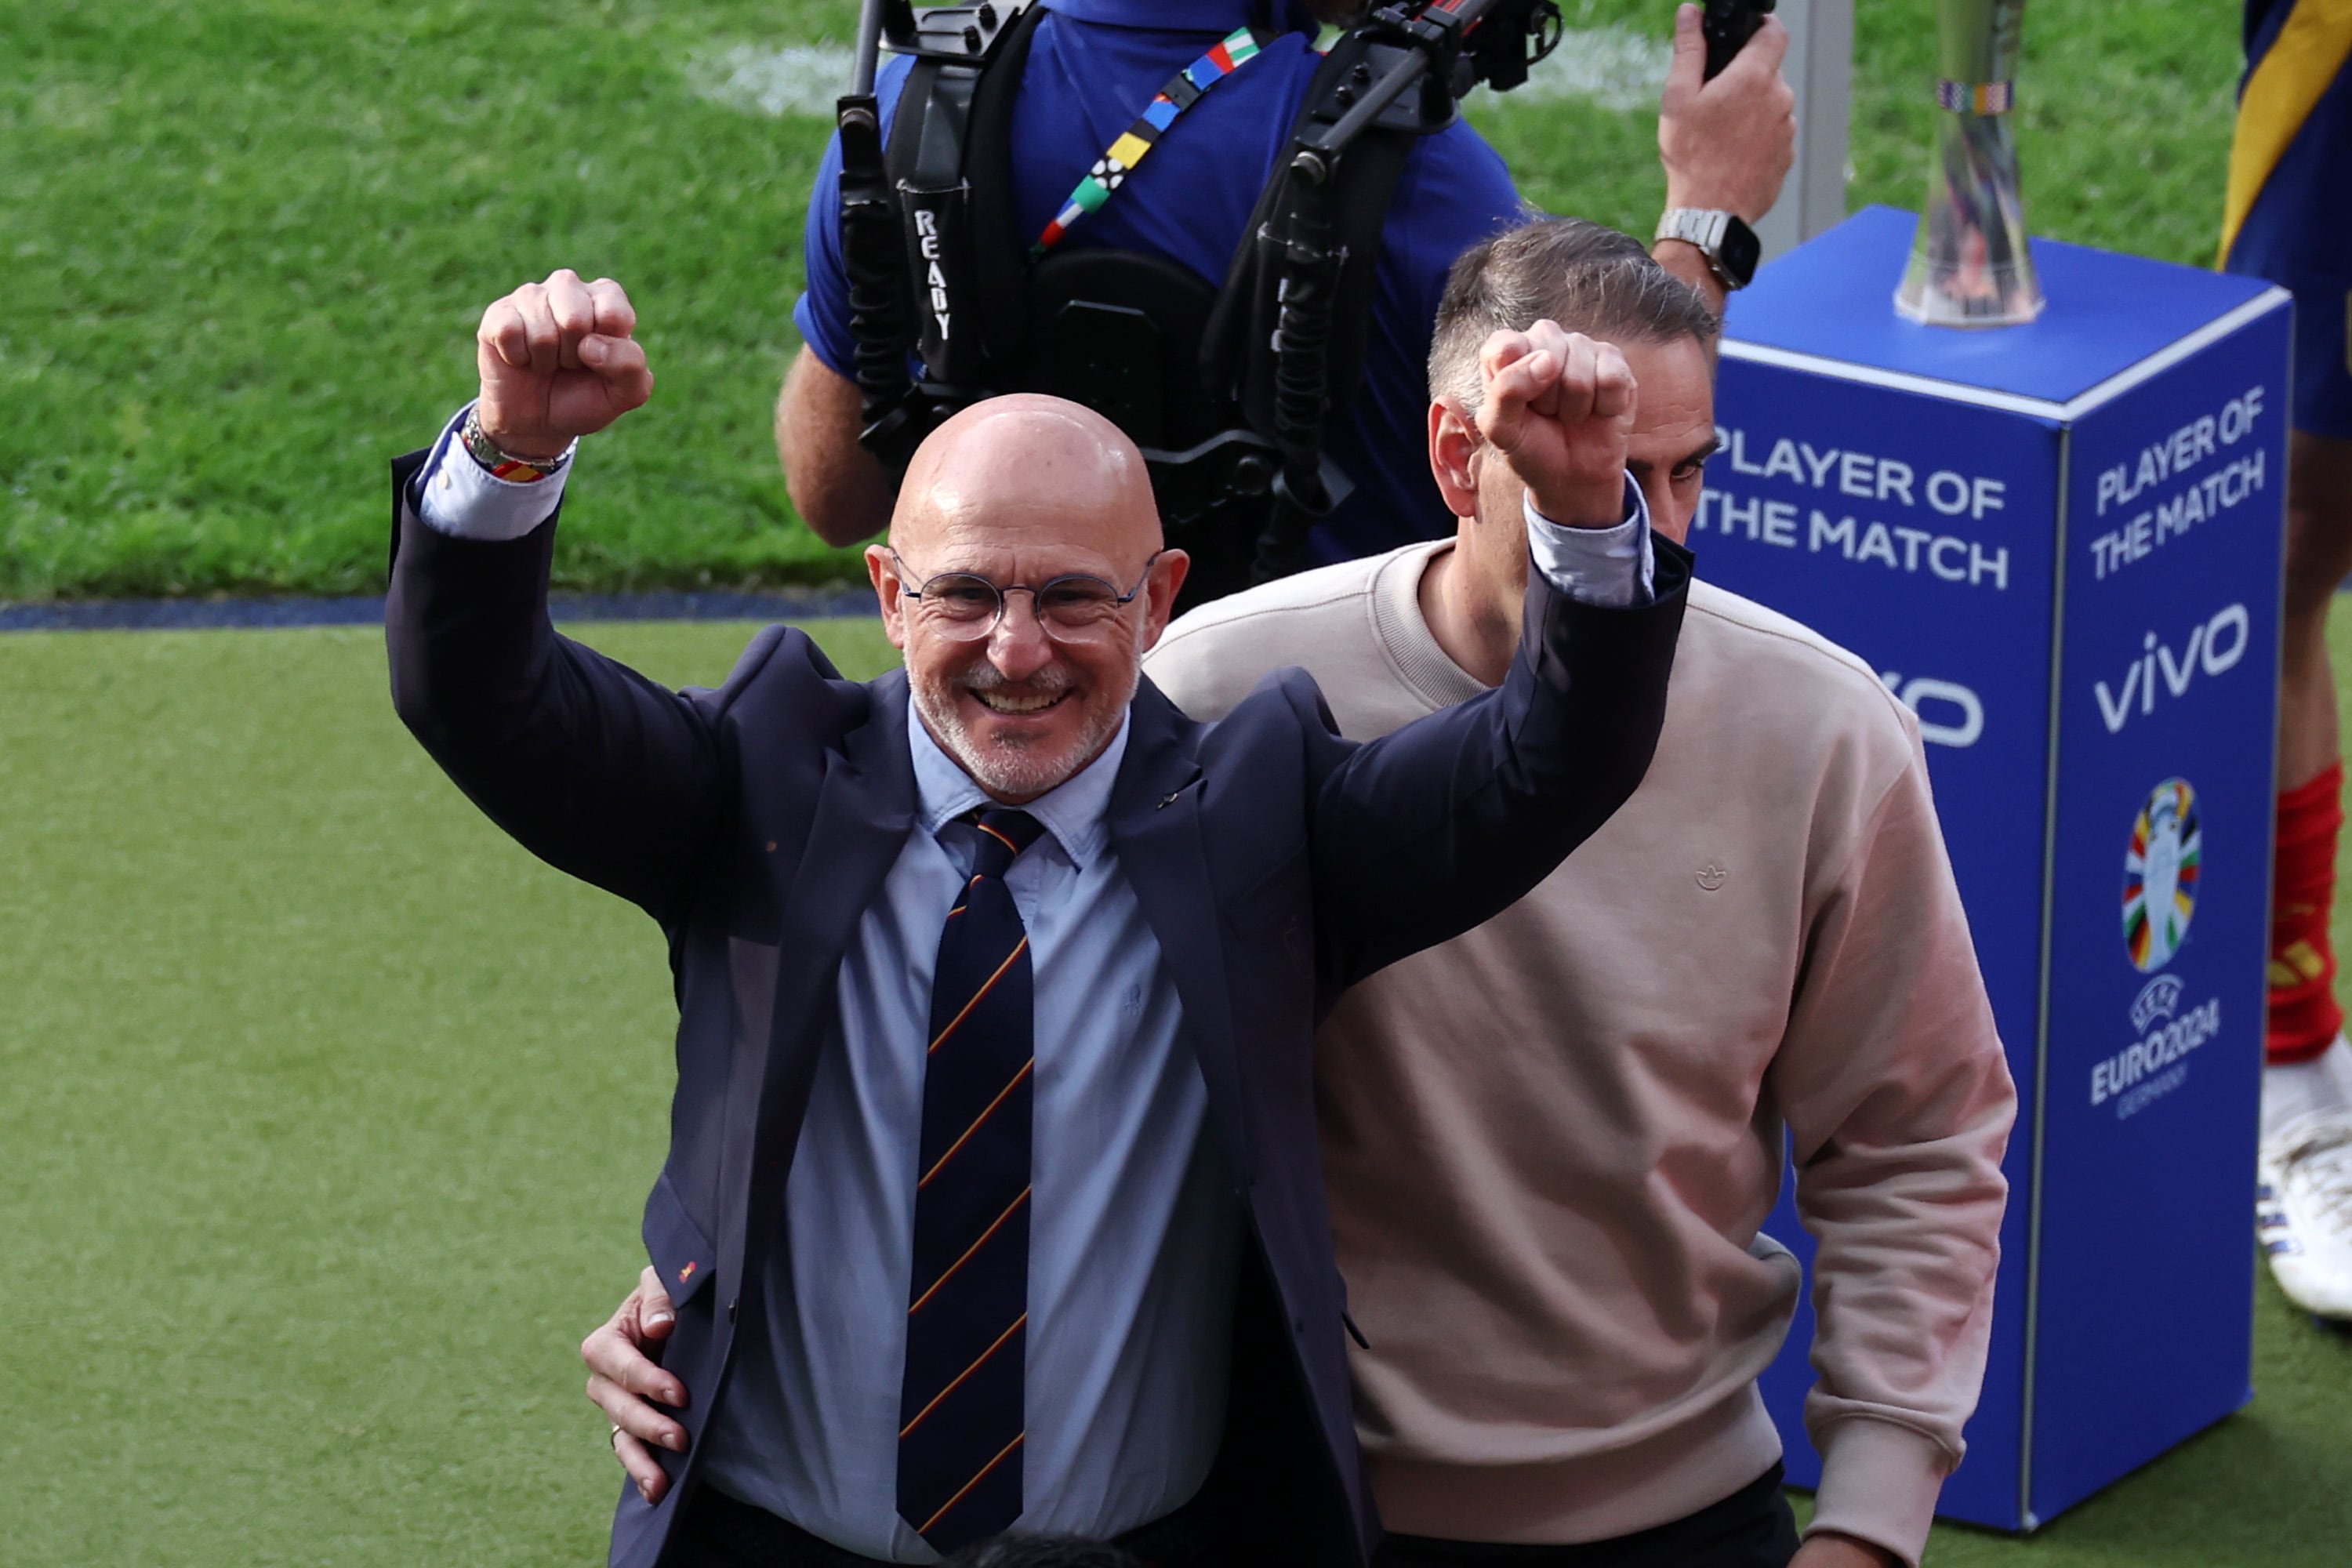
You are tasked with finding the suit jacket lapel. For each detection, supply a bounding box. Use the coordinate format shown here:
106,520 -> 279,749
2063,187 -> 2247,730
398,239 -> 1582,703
1109,679 -> 1256,1184
735,670 -> 918,1250
776,665 -> 916,1064
789,666 -> 918,919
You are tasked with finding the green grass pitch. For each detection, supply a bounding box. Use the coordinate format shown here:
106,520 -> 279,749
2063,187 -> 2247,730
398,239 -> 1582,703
2,0 -> 2245,601
3,1 -> 2333,1559
3,612 -> 2349,1565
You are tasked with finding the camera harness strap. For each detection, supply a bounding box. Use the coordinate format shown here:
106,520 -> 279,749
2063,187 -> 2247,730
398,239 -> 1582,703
855,5 -> 1274,472
1032,25 -> 1274,255
847,3 -> 1490,590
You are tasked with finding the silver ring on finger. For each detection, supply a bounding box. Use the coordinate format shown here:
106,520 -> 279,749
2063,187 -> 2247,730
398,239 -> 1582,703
609,1421 -> 625,1449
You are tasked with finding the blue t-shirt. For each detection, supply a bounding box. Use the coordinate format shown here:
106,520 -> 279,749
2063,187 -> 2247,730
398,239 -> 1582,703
796,0 -> 1525,564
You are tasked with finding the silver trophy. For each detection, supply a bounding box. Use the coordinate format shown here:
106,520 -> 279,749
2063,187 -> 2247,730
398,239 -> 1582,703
1896,0 -> 2045,326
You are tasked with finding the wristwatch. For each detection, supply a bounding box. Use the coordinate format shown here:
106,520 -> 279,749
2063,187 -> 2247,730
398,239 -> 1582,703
1654,208 -> 1762,292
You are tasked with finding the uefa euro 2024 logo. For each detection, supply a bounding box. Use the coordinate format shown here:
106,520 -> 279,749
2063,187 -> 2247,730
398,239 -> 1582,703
2123,779 -> 2201,973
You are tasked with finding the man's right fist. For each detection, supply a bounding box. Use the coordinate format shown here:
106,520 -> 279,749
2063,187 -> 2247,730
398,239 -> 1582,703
475,269 -> 653,459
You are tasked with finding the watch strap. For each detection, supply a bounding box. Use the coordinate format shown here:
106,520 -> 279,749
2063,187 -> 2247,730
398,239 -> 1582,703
1654,207 -> 1757,291
1655,207 -> 1728,254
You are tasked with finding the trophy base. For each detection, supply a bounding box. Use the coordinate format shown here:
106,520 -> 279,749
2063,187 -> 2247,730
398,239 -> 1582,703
1895,259 -> 2046,328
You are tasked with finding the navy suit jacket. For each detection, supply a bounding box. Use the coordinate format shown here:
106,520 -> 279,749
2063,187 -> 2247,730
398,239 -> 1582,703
384,452 -> 1689,1566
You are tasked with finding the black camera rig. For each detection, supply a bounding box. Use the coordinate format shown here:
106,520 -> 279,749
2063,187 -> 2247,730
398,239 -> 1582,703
832,0 -> 1566,597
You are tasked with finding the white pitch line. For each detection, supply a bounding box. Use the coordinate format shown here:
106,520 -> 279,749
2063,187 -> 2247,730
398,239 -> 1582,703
687,42 -> 858,120
685,24 -> 1668,123
1490,26 -> 1672,113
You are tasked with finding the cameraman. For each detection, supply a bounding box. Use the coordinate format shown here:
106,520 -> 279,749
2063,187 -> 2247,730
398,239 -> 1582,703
779,1 -> 1792,568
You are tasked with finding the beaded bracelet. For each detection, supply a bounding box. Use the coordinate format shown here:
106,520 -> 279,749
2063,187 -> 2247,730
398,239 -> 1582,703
460,405 -> 574,483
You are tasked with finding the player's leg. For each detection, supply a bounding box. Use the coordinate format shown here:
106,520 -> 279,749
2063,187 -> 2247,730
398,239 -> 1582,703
2262,427 -> 2352,1322
2225,0 -> 2352,1319
2268,428 -> 2352,1058
2278,435 -> 2352,790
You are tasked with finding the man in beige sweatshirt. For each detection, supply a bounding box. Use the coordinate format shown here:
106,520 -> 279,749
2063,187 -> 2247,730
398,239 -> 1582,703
1140,218 -> 2015,1568
584,218 -> 2015,1568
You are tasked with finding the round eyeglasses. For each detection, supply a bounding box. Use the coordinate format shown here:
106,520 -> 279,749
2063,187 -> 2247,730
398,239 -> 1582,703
888,549 -> 1162,643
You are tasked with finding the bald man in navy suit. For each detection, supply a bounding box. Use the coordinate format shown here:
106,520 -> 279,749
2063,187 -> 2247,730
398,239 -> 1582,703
389,268 -> 1687,1568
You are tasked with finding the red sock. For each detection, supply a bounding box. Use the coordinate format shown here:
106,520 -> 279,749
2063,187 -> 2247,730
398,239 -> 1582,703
2269,760 -> 2345,1065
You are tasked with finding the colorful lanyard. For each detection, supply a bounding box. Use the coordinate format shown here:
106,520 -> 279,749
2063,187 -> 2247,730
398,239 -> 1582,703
1033,24 -> 1274,256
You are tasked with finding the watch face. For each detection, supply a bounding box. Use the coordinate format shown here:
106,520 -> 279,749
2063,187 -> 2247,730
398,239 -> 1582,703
1719,216 -> 1762,288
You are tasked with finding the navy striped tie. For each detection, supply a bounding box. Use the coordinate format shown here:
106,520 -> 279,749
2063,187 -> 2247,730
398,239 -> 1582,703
898,808 -> 1044,1552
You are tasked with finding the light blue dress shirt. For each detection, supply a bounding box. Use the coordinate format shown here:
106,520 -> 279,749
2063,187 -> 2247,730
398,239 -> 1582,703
701,710 -> 1243,1558
412,410 -> 1652,1557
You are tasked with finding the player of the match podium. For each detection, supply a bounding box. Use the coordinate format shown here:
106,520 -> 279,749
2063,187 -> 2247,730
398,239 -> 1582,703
1702,205 -> 2293,1529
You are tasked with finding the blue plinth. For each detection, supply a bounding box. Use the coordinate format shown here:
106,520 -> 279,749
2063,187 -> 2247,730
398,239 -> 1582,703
1708,207 -> 2293,1530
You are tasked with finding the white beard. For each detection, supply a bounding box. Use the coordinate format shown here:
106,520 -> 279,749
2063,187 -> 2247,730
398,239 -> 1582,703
912,653 -> 1134,802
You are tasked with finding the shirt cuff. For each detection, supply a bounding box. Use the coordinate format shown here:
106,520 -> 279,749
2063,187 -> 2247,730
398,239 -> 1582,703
416,401 -> 574,541
1806,1417 -> 1955,1568
1524,474 -> 1653,608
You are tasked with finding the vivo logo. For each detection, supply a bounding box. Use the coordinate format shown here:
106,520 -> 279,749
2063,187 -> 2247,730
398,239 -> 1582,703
2092,604 -> 2251,734
1877,673 -> 1984,748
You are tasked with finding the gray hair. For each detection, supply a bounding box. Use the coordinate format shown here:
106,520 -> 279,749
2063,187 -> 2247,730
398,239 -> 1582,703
1428,215 -> 1719,414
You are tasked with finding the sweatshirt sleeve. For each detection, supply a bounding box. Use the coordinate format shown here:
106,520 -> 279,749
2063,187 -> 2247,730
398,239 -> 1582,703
1765,720 -> 2018,1567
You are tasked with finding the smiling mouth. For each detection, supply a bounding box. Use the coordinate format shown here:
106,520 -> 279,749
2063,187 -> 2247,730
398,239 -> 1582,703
971,688 -> 1070,716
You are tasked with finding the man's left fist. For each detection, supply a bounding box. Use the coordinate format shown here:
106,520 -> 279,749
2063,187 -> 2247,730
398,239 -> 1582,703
474,269 -> 654,460
1475,321 -> 1637,528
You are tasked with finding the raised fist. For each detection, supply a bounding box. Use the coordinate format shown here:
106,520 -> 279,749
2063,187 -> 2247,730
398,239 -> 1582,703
1475,322 -> 1636,528
474,269 -> 654,459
